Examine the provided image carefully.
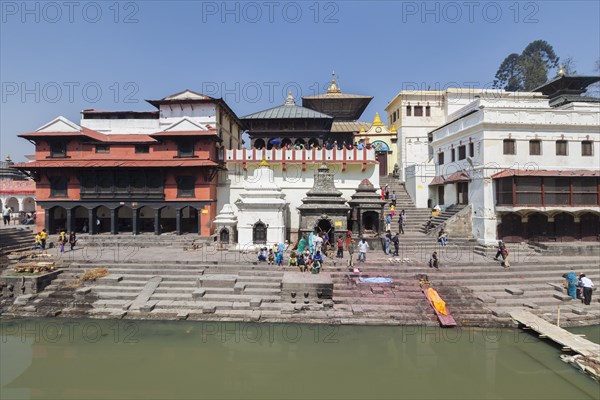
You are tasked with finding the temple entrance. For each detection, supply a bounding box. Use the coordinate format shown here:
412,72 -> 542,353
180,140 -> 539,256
159,206 -> 176,233
377,152 -> 388,176
95,206 -> 110,233
457,182 -> 468,205
437,186 -> 445,205
48,206 -> 67,234
580,213 -> 600,241
498,213 -> 524,242
117,206 -> 133,233
554,213 -> 577,241
526,213 -> 549,239
181,206 -> 197,234
253,221 -> 267,244
254,139 -> 266,150
219,228 -> 230,244
362,211 -> 379,233
316,219 -> 334,245
139,206 -> 155,233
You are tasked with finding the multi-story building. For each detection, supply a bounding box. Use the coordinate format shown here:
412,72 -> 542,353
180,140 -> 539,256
428,75 -> 600,244
13,90 -> 244,236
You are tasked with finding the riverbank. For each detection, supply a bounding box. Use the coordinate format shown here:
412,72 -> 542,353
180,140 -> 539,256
2,243 -> 599,329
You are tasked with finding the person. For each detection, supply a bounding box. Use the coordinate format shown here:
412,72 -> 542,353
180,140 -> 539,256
390,204 -> 396,218
322,231 -> 329,255
288,252 -> 298,267
384,185 -> 390,200
345,230 -> 352,251
276,247 -> 284,267
357,141 -> 364,150
34,232 -> 41,250
438,229 -> 448,247
336,235 -> 344,258
305,254 -> 313,272
563,272 -> 578,299
96,217 -> 101,232
297,252 -> 307,272
297,234 -> 307,254
425,217 -> 435,232
391,191 -> 397,206
501,244 -> 510,268
385,215 -> 392,232
82,221 -> 88,233
576,274 -> 584,301
308,231 -> 315,254
258,247 -> 267,262
579,274 -> 594,305
380,187 -> 385,201
348,239 -> 355,267
358,238 -> 369,262
399,210 -> 406,234
384,233 -> 391,256
39,229 -> 47,250
392,232 -> 400,256
312,251 -> 323,274
493,241 -> 505,261
429,251 -> 439,269
267,248 -> 275,265
314,233 -> 323,255
59,230 -> 67,253
278,241 -> 286,254
2,205 -> 11,225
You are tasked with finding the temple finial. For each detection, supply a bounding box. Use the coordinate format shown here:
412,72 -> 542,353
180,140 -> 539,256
558,66 -> 565,76
372,112 -> 384,127
327,70 -> 341,94
259,156 -> 269,167
284,91 -> 296,106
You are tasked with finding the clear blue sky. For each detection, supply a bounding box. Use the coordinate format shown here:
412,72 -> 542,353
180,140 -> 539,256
1,0 -> 599,160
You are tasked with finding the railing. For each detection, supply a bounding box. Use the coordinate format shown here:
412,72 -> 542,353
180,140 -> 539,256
224,147 -> 377,163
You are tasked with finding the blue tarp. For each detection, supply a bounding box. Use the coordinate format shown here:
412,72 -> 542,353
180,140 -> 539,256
359,277 -> 394,284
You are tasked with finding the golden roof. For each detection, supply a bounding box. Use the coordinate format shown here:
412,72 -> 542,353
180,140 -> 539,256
371,112 -> 384,127
327,70 -> 342,94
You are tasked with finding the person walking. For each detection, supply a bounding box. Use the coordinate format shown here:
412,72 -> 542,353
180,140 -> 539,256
384,233 -> 391,256
39,229 -> 47,250
580,274 -> 594,305
562,272 -> 578,299
348,239 -> 355,267
59,230 -> 67,253
358,238 -> 369,262
34,232 -> 41,250
2,206 -> 11,225
392,232 -> 400,256
399,210 -> 406,234
336,235 -> 344,258
380,187 -> 385,201
391,191 -> 397,206
385,215 -> 392,232
384,185 -> 390,200
314,233 -> 324,255
390,204 -> 396,219
345,229 -> 352,251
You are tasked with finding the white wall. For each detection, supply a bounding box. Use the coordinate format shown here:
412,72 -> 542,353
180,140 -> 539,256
404,163 -> 435,208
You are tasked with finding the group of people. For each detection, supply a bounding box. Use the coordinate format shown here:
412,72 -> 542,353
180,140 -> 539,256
563,272 -> 595,305
33,229 -> 77,252
258,140 -> 374,152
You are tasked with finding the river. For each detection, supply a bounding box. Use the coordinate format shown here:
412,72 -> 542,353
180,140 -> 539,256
1,319 -> 598,399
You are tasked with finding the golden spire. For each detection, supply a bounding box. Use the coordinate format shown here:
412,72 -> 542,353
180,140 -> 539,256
284,91 -> 296,106
390,125 -> 397,132
259,156 -> 269,167
5,154 -> 11,163
372,112 -> 384,127
558,66 -> 565,76
327,70 -> 341,94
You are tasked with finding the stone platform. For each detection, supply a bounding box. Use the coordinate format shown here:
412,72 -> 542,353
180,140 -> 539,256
281,272 -> 333,304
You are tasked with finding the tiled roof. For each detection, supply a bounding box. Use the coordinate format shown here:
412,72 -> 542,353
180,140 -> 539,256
331,121 -> 370,133
12,159 -> 220,169
430,171 -> 471,186
491,169 -> 600,179
242,104 -> 333,120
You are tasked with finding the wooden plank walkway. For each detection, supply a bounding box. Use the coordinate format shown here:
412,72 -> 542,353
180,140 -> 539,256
509,309 -> 600,358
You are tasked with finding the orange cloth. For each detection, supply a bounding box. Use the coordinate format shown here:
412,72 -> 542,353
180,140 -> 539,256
426,288 -> 448,315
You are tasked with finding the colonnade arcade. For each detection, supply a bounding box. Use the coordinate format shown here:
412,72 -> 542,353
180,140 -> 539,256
497,210 -> 600,242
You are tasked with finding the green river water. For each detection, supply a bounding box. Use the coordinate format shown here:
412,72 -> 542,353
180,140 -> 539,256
1,319 -> 599,400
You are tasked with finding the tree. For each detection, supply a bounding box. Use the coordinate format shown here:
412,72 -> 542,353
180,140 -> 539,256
585,58 -> 600,98
493,40 -> 560,91
559,56 -> 577,76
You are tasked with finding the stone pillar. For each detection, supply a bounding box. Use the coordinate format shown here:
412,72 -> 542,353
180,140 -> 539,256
66,208 -> 73,233
198,208 -> 202,236
357,208 -> 362,236
176,208 -> 182,235
132,208 -> 139,235
110,209 -> 117,235
88,208 -> 95,235
154,208 -> 161,235
45,208 -> 51,233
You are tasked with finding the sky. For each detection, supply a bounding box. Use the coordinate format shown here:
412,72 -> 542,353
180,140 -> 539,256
1,0 -> 599,161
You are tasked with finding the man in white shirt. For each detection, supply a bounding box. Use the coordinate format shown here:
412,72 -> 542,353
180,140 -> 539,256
580,274 -> 594,305
2,206 -> 11,225
314,234 -> 323,255
358,238 -> 369,262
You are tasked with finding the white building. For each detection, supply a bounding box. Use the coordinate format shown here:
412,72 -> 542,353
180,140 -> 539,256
428,75 -> 600,244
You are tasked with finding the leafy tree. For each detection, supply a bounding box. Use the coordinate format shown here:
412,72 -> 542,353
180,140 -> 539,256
559,56 -> 577,76
493,40 -> 560,91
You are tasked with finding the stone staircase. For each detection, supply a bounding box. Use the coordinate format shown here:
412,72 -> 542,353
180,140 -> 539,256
0,227 -> 33,256
418,204 -> 467,234
73,233 -> 210,249
379,175 -> 430,233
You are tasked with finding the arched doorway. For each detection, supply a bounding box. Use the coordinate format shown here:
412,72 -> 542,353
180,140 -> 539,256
48,206 -> 67,234
95,206 -> 110,234
22,197 -> 36,213
137,206 -> 154,233
181,206 -> 197,234
72,206 -> 88,233
281,138 -> 292,148
219,228 -> 230,244
117,206 -> 133,233
254,139 -> 265,150
372,141 -> 390,176
308,138 -> 320,149
362,211 -> 379,233
253,221 -> 267,244
498,213 -> 524,242
316,218 -> 334,245
554,212 -> 577,241
158,206 -> 175,233
5,197 -> 18,213
294,138 -> 306,149
580,213 -> 600,241
267,138 -> 281,150
526,213 -> 549,240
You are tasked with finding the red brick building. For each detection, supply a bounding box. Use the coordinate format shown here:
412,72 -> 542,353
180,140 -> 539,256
13,91 -> 244,236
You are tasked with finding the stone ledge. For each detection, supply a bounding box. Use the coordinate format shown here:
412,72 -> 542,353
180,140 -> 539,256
505,287 -> 524,295
99,275 -> 123,283
477,294 -> 496,304
553,293 -> 573,302
192,289 -> 206,299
